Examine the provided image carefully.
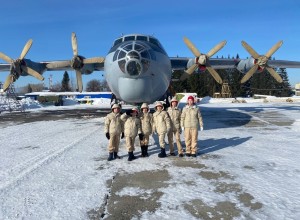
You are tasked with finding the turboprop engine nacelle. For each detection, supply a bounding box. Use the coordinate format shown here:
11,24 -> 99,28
236,57 -> 263,74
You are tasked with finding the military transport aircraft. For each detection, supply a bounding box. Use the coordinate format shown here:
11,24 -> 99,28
1,33 -> 300,104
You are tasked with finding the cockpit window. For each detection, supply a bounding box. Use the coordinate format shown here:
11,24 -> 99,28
134,44 -> 144,52
113,49 -> 120,61
124,36 -> 135,41
113,38 -> 123,47
123,44 -> 133,51
118,50 -> 126,60
136,36 -> 148,42
149,37 -> 161,48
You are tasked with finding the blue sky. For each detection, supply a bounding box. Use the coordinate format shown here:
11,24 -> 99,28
1,0 -> 300,90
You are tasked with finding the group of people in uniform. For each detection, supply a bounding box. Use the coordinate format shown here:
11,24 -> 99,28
104,95 -> 204,161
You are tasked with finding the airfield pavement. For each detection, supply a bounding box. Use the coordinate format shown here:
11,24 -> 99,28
1,102 -> 300,219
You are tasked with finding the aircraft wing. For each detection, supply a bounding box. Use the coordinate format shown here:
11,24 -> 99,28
267,60 -> 300,68
170,57 -> 237,70
0,63 -> 10,72
170,57 -> 300,70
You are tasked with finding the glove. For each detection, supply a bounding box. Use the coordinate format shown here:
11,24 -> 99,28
126,109 -> 132,116
181,127 -> 184,133
121,132 -> 124,139
105,132 -> 110,140
138,133 -> 144,141
200,126 -> 203,131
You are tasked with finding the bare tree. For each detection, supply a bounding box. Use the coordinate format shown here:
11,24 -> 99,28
51,82 -> 62,92
86,79 -> 101,92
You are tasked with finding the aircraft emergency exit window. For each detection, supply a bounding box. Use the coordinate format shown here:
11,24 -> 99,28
136,36 -> 148,42
124,36 -> 135,41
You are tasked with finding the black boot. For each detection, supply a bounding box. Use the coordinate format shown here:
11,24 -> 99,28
158,148 -> 167,158
114,152 -> 121,159
141,145 -> 145,157
107,152 -> 114,161
145,145 -> 149,157
128,152 -> 136,161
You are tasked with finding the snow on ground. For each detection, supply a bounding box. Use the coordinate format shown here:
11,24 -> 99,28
0,97 -> 300,219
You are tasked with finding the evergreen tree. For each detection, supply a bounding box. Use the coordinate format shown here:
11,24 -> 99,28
276,68 -> 292,97
61,71 -> 71,92
27,84 -> 33,93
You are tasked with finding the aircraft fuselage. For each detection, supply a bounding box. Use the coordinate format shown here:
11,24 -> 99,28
104,34 -> 171,104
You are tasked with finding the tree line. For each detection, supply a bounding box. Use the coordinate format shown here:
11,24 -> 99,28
19,68 -> 292,98
171,67 -> 292,97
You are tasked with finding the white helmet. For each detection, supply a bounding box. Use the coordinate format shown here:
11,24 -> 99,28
141,103 -> 149,110
111,103 -> 120,110
154,101 -> 164,110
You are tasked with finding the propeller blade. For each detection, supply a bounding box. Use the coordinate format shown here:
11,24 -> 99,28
3,74 -> 14,91
71,32 -> 78,56
266,67 -> 283,83
20,39 -> 33,60
206,40 -> 227,58
185,63 -> 198,75
183,37 -> 201,57
22,66 -> 44,81
206,66 -> 223,84
0,52 -> 13,63
265,41 -> 283,58
241,41 -> 260,59
46,61 -> 71,69
83,57 -> 105,64
240,64 -> 259,83
76,70 -> 83,92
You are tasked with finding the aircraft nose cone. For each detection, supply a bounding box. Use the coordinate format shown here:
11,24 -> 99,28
118,77 -> 153,103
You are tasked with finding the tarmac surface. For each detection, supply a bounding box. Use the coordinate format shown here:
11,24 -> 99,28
0,108 -> 110,128
1,104 -> 298,219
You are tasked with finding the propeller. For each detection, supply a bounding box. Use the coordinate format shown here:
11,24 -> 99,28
240,40 -> 283,83
47,32 -> 105,92
0,39 -> 44,91
181,37 -> 226,84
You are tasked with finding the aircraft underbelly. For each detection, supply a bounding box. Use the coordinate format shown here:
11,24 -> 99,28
118,77 -> 156,103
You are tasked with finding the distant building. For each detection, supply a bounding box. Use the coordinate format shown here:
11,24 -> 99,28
24,91 -> 113,105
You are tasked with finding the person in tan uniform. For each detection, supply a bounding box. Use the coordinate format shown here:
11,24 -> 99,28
167,97 -> 183,157
121,107 -> 143,161
152,101 -> 171,158
104,103 -> 124,161
139,103 -> 153,157
181,96 -> 203,157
